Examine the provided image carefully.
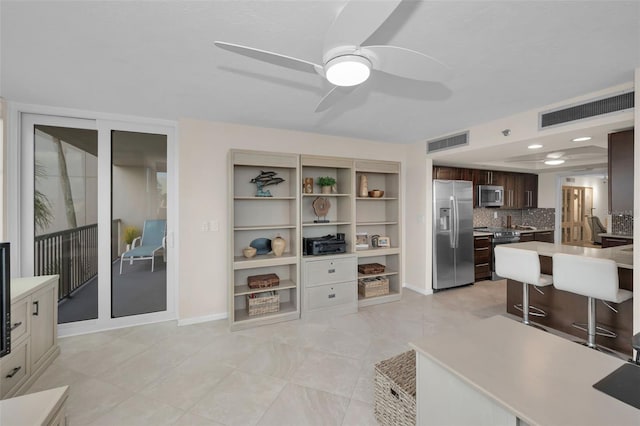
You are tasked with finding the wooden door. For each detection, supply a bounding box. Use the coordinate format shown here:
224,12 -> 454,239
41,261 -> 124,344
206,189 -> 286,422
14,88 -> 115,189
561,186 -> 593,244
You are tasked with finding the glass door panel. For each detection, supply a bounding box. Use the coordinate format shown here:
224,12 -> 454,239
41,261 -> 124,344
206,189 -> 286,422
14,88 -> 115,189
33,125 -> 99,324
111,130 -> 168,318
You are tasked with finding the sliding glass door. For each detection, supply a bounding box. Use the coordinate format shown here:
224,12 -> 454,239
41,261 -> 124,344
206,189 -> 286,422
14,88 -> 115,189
21,113 -> 176,334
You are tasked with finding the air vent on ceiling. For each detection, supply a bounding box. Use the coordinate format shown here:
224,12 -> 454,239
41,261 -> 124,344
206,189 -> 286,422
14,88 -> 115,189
539,91 -> 634,128
427,131 -> 469,154
565,177 -> 576,183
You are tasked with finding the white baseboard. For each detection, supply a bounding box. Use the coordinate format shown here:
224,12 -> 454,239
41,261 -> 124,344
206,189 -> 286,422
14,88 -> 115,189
403,283 -> 434,296
177,312 -> 228,326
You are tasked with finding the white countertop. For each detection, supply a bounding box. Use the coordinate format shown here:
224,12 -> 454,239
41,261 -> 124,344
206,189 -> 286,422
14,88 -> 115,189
599,233 -> 634,239
410,316 -> 640,426
508,241 -> 633,269
11,275 -> 59,302
0,386 -> 68,425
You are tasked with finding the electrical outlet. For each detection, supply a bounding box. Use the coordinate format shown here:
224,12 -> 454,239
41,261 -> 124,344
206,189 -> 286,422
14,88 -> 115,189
201,221 -> 209,232
493,211 -> 498,219
210,220 -> 219,232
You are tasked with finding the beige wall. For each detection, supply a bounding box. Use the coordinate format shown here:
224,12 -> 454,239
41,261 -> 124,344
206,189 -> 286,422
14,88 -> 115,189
404,141 -> 432,294
177,119 -> 412,320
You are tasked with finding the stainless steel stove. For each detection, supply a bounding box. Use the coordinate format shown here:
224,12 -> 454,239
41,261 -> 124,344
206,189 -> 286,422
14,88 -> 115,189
474,227 -> 521,279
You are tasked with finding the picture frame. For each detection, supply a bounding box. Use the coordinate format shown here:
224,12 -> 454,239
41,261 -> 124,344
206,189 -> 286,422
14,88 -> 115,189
356,232 -> 369,249
377,236 -> 391,247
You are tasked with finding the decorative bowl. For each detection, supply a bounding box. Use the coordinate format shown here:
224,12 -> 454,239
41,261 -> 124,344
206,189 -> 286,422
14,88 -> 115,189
242,247 -> 257,258
368,189 -> 384,198
250,238 -> 272,255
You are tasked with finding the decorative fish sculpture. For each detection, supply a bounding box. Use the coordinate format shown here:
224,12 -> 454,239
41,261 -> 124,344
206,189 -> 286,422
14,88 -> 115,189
251,170 -> 285,197
250,170 -> 278,183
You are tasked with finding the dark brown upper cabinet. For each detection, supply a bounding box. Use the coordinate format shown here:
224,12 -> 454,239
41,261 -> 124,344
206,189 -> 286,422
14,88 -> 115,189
608,129 -> 634,215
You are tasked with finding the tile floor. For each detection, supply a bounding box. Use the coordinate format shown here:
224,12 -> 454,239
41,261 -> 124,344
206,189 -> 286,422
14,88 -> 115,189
27,280 -> 507,425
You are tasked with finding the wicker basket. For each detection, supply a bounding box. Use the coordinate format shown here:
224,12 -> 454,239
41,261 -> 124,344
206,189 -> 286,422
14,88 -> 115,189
358,262 -> 385,274
246,292 -> 279,316
358,276 -> 389,298
247,273 -> 280,289
374,350 -> 416,426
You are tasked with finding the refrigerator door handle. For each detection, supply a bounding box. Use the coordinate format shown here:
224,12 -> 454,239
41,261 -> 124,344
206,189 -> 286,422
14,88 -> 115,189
449,196 -> 455,248
451,195 -> 459,248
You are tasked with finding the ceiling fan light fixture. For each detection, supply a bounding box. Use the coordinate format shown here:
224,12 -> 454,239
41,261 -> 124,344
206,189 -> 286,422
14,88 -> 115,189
544,159 -> 565,166
572,136 -> 592,142
325,55 -> 371,87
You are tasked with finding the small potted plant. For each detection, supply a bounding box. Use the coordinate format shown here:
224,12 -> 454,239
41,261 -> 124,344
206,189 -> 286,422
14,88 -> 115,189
123,226 -> 140,252
317,176 -> 336,194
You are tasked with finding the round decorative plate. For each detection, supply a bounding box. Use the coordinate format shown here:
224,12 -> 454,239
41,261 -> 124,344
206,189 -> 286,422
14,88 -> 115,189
250,238 -> 272,255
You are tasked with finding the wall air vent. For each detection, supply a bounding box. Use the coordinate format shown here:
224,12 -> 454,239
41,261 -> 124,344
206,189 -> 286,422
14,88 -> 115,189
427,131 -> 469,154
540,91 -> 634,128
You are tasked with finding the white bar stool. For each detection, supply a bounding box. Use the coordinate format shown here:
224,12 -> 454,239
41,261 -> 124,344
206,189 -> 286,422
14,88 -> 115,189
552,253 -> 633,351
495,246 -> 553,326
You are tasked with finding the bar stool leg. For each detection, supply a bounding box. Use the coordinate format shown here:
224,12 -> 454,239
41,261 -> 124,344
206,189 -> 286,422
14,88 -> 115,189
587,297 -> 597,349
522,282 -> 530,325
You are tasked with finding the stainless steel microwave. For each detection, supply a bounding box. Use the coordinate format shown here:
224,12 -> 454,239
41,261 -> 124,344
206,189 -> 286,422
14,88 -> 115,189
477,185 -> 504,207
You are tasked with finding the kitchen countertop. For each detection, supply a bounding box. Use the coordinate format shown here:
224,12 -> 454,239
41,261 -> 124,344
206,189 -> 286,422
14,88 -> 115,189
410,316 -> 640,426
598,233 -> 634,239
473,228 -> 554,237
507,241 -> 633,269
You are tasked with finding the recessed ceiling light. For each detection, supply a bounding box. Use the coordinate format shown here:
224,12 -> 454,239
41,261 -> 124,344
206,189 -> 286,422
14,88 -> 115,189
528,144 -> 543,149
544,159 -> 565,166
546,152 -> 564,159
572,136 -> 592,142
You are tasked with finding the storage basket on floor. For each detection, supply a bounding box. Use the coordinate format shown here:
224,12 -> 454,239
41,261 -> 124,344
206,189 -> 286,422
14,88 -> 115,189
374,349 -> 416,426
358,276 -> 389,298
246,291 -> 279,316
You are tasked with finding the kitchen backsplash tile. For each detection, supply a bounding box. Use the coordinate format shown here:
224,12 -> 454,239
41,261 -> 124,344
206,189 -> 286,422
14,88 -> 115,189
473,208 -> 555,230
611,214 -> 633,236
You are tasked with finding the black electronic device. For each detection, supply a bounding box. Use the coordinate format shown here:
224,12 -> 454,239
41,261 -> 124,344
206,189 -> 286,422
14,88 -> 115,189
303,234 -> 347,256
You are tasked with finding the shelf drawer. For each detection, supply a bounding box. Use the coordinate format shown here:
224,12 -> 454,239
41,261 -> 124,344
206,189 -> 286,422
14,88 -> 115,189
306,281 -> 356,311
305,256 -> 356,287
0,341 -> 28,399
10,297 -> 29,344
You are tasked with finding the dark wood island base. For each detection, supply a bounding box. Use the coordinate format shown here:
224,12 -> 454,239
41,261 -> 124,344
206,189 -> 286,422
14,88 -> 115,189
506,255 -> 633,356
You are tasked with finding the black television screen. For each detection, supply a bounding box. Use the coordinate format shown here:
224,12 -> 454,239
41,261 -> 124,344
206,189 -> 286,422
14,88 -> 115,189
0,242 -> 10,358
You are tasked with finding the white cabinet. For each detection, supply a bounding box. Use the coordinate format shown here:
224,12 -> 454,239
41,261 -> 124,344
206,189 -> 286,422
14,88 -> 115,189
0,275 -> 59,399
30,284 -> 57,372
229,150 -> 301,330
302,255 -> 357,319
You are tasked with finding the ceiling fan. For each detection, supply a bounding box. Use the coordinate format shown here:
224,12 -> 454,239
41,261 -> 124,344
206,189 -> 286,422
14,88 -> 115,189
214,0 -> 451,112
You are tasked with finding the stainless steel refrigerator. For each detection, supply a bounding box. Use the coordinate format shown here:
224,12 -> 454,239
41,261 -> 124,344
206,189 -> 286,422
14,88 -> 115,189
433,180 -> 475,290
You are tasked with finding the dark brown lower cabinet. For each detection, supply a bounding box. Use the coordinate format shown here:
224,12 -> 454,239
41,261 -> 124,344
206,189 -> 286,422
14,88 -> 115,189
474,235 -> 491,281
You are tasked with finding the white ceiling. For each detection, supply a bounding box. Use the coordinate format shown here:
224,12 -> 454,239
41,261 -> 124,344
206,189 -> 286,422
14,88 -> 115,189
1,1 -> 638,155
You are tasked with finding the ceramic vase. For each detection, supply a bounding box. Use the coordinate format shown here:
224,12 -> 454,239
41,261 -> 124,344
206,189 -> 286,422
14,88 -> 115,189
321,186 -> 332,194
359,175 -> 368,197
271,235 -> 286,256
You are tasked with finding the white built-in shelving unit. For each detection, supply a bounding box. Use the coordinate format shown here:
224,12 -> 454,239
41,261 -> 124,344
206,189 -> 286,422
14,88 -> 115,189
229,151 -> 401,328
355,160 -> 402,307
229,150 -> 300,330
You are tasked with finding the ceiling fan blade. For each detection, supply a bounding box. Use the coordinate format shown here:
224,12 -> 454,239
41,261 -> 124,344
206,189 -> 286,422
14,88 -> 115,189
324,0 -> 402,53
214,41 -> 323,75
315,85 -> 358,113
363,45 -> 452,82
